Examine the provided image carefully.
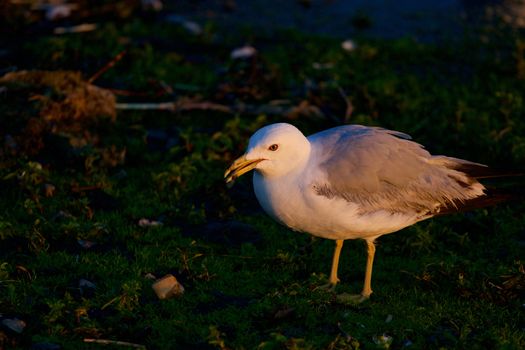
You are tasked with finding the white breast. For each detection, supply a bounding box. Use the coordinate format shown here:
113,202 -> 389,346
253,171 -> 424,241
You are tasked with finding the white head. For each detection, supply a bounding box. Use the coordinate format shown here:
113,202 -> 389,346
224,123 -> 311,184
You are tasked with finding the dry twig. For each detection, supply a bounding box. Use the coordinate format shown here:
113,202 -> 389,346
89,50 -> 128,83
54,23 -> 98,35
337,85 -> 354,122
84,338 -> 146,349
115,99 -> 327,121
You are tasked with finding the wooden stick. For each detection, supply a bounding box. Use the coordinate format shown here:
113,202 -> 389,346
337,85 -> 354,122
114,99 -> 328,120
115,102 -> 178,111
88,49 -> 128,84
71,185 -> 103,192
115,101 -> 232,113
108,89 -> 153,97
54,23 -> 97,35
83,338 -> 146,349
114,101 -> 283,115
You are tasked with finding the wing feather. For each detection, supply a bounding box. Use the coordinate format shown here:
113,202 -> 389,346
307,125 -> 486,215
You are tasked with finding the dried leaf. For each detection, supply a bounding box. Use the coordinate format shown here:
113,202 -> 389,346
43,183 -> 55,197
0,70 -> 116,156
372,334 -> 393,349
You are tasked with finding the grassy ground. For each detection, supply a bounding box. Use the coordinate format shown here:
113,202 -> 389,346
1,9 -> 524,350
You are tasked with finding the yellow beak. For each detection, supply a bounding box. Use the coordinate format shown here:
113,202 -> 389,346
224,155 -> 264,186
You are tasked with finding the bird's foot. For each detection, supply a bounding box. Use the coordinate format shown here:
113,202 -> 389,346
316,282 -> 338,292
335,292 -> 370,305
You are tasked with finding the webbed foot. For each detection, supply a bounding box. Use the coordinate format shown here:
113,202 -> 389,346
316,281 -> 338,292
336,292 -> 370,304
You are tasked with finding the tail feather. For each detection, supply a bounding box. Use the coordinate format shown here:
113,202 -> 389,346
436,188 -> 515,216
436,160 -> 524,215
452,161 -> 523,180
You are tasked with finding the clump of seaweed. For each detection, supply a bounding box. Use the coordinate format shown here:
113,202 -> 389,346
0,70 -> 116,156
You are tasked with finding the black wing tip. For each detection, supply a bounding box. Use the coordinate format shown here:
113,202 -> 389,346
454,162 -> 524,180
436,188 -> 519,216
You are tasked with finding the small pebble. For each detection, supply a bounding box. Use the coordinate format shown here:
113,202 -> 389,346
144,273 -> 156,280
182,21 -> 202,35
32,342 -> 62,350
152,274 -> 184,299
274,307 -> 295,319
138,218 -> 163,227
402,339 -> 413,347
341,39 -> 357,52
142,0 -> 163,11
46,4 -> 76,21
2,318 -> 26,333
79,279 -> 96,290
77,240 -> 96,249
231,46 -> 257,59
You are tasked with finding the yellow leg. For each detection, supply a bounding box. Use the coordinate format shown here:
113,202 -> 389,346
329,239 -> 344,286
361,240 -> 376,298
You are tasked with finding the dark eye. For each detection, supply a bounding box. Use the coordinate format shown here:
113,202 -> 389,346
268,144 -> 279,151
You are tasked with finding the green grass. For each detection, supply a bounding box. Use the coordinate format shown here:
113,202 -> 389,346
1,13 -> 524,350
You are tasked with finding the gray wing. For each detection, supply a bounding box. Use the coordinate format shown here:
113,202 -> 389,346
308,125 -> 486,215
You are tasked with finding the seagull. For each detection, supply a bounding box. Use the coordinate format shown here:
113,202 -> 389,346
224,123 -> 502,302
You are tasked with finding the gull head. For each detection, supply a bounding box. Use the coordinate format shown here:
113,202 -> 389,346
225,123 -> 311,185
